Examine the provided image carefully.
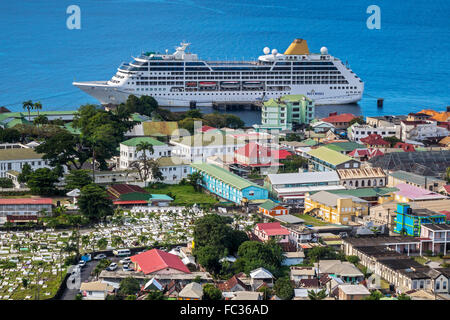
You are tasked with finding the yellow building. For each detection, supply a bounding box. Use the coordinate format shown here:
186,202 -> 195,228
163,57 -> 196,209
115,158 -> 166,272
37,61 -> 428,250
304,190 -> 369,225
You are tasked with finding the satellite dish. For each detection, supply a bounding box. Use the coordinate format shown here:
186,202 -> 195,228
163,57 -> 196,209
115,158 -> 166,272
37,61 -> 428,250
320,47 -> 328,55
263,47 -> 270,55
271,48 -> 278,55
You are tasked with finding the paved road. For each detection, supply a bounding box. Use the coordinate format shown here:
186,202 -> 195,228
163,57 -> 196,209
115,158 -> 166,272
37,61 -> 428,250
60,260 -> 99,300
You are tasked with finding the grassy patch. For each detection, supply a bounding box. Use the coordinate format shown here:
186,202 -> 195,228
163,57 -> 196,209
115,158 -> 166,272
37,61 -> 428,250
145,184 -> 218,206
293,214 -> 329,226
413,256 -> 428,265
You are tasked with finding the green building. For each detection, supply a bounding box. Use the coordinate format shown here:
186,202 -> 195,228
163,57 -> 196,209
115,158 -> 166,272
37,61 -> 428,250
255,94 -> 315,131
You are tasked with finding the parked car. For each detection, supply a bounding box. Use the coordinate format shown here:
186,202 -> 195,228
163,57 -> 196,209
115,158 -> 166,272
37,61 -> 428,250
94,254 -> 107,260
119,257 -> 131,265
78,260 -> 86,268
106,263 -> 118,271
122,263 -> 134,272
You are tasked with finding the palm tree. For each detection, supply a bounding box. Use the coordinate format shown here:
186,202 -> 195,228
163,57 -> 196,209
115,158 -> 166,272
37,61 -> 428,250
131,141 -> 155,181
33,101 -> 42,116
187,171 -> 203,192
307,289 -> 327,300
22,100 -> 33,122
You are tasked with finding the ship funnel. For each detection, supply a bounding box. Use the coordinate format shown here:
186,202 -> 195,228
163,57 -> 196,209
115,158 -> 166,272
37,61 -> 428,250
284,38 -> 310,55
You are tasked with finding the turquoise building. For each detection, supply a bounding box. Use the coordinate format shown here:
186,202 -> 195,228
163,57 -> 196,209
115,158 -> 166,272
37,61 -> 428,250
190,163 -> 268,204
393,203 -> 447,237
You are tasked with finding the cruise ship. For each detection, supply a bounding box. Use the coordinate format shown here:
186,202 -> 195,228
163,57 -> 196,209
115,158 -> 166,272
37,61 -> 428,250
73,39 -> 364,106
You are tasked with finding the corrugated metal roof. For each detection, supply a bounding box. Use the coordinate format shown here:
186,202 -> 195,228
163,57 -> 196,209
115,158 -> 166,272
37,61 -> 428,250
307,146 -> 355,166
267,171 -> 340,185
190,163 -> 260,190
0,148 -> 44,161
121,137 -> 166,147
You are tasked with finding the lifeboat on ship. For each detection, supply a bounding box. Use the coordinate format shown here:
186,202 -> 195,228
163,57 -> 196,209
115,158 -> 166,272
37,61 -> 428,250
199,81 -> 217,87
220,81 -> 240,88
185,82 -> 197,87
243,81 -> 263,88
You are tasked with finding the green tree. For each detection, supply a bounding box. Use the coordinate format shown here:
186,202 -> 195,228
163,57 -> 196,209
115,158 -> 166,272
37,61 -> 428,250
33,101 -> 42,116
364,290 -> 383,300
0,127 -> 21,143
178,117 -> 202,135
18,163 -> 33,183
118,277 -> 140,297
397,293 -> 411,300
224,114 -> 245,129
33,115 -> 48,127
195,245 -> 222,274
26,168 -> 59,195
22,278 -> 29,288
35,130 -> 90,170
97,238 -> 108,250
145,290 -> 165,300
346,255 -> 360,265
0,178 -> 13,188
129,141 -> 158,182
183,109 -> 203,119
234,240 -> 284,276
122,94 -> 159,117
349,116 -> 366,126
65,169 -> 93,190
22,100 -> 33,121
203,283 -> 222,300
280,154 -> 308,173
384,136 -> 402,147
187,171 -> 203,192
307,289 -> 327,300
273,277 -> 294,300
78,183 -> 114,222
111,236 -> 124,248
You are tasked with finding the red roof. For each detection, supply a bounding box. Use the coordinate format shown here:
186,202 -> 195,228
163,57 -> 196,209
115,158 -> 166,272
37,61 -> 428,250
442,186 -> 450,194
113,200 -> 148,205
256,222 -> 290,236
197,125 -> 217,133
236,142 -> 271,158
349,148 -> 369,157
439,210 -> 450,220
394,142 -> 416,152
0,198 -> 53,205
272,149 -> 292,160
322,113 -> 356,124
360,134 -> 389,146
130,249 -> 190,275
108,184 -> 147,196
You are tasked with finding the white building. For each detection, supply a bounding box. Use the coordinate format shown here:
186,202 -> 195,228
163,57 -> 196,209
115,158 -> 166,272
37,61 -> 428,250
348,124 -> 400,142
154,156 -> 191,184
0,198 -> 53,224
119,137 -> 172,169
265,170 -> 345,202
79,281 -> 114,300
400,121 -> 448,142
170,134 -> 245,162
0,148 -> 52,178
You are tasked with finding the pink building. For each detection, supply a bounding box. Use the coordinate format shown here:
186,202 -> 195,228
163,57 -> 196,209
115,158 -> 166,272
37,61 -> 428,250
254,222 -> 290,243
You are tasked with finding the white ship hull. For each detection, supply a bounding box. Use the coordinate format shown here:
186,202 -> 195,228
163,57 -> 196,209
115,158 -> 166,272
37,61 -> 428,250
73,81 -> 363,107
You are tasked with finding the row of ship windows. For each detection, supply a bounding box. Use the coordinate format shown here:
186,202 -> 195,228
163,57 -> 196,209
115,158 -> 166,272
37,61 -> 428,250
129,70 -> 343,76
134,90 -> 287,96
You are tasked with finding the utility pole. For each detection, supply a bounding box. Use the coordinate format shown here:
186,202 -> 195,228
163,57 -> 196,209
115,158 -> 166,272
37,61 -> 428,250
92,148 -> 96,183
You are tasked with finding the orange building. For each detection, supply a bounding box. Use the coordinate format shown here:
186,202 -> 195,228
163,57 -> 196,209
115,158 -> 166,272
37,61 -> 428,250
258,200 -> 289,216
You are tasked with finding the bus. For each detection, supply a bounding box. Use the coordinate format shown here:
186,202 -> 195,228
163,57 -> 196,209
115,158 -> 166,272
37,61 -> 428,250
113,249 -> 131,257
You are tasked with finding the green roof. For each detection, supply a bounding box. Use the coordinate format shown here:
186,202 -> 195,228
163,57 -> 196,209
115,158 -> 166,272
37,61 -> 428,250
302,138 -> 319,146
259,200 -> 281,210
131,113 -> 151,122
324,142 -> 365,153
311,187 -> 398,198
4,117 -> 32,128
0,148 -> 44,161
190,163 -> 260,190
121,137 -> 165,147
150,194 -> 174,201
307,146 -> 354,166
0,110 -> 76,123
118,192 -> 150,201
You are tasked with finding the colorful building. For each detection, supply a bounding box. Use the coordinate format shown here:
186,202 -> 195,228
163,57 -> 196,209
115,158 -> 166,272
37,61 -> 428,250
321,113 -> 357,129
392,183 -> 448,202
304,190 -> 369,225
256,94 -> 315,131
393,203 -> 447,237
258,200 -> 289,217
307,146 -> 361,172
130,248 -> 191,275
190,163 -> 268,204
253,222 -> 290,243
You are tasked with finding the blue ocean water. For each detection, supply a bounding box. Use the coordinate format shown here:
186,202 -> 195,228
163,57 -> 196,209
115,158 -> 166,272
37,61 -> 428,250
0,0 -> 449,122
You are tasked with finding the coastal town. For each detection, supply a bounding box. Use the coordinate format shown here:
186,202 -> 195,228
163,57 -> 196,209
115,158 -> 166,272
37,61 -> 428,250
0,93 -> 448,301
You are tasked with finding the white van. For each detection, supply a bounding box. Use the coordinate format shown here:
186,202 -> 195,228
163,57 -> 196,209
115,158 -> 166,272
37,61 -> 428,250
113,249 -> 131,257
